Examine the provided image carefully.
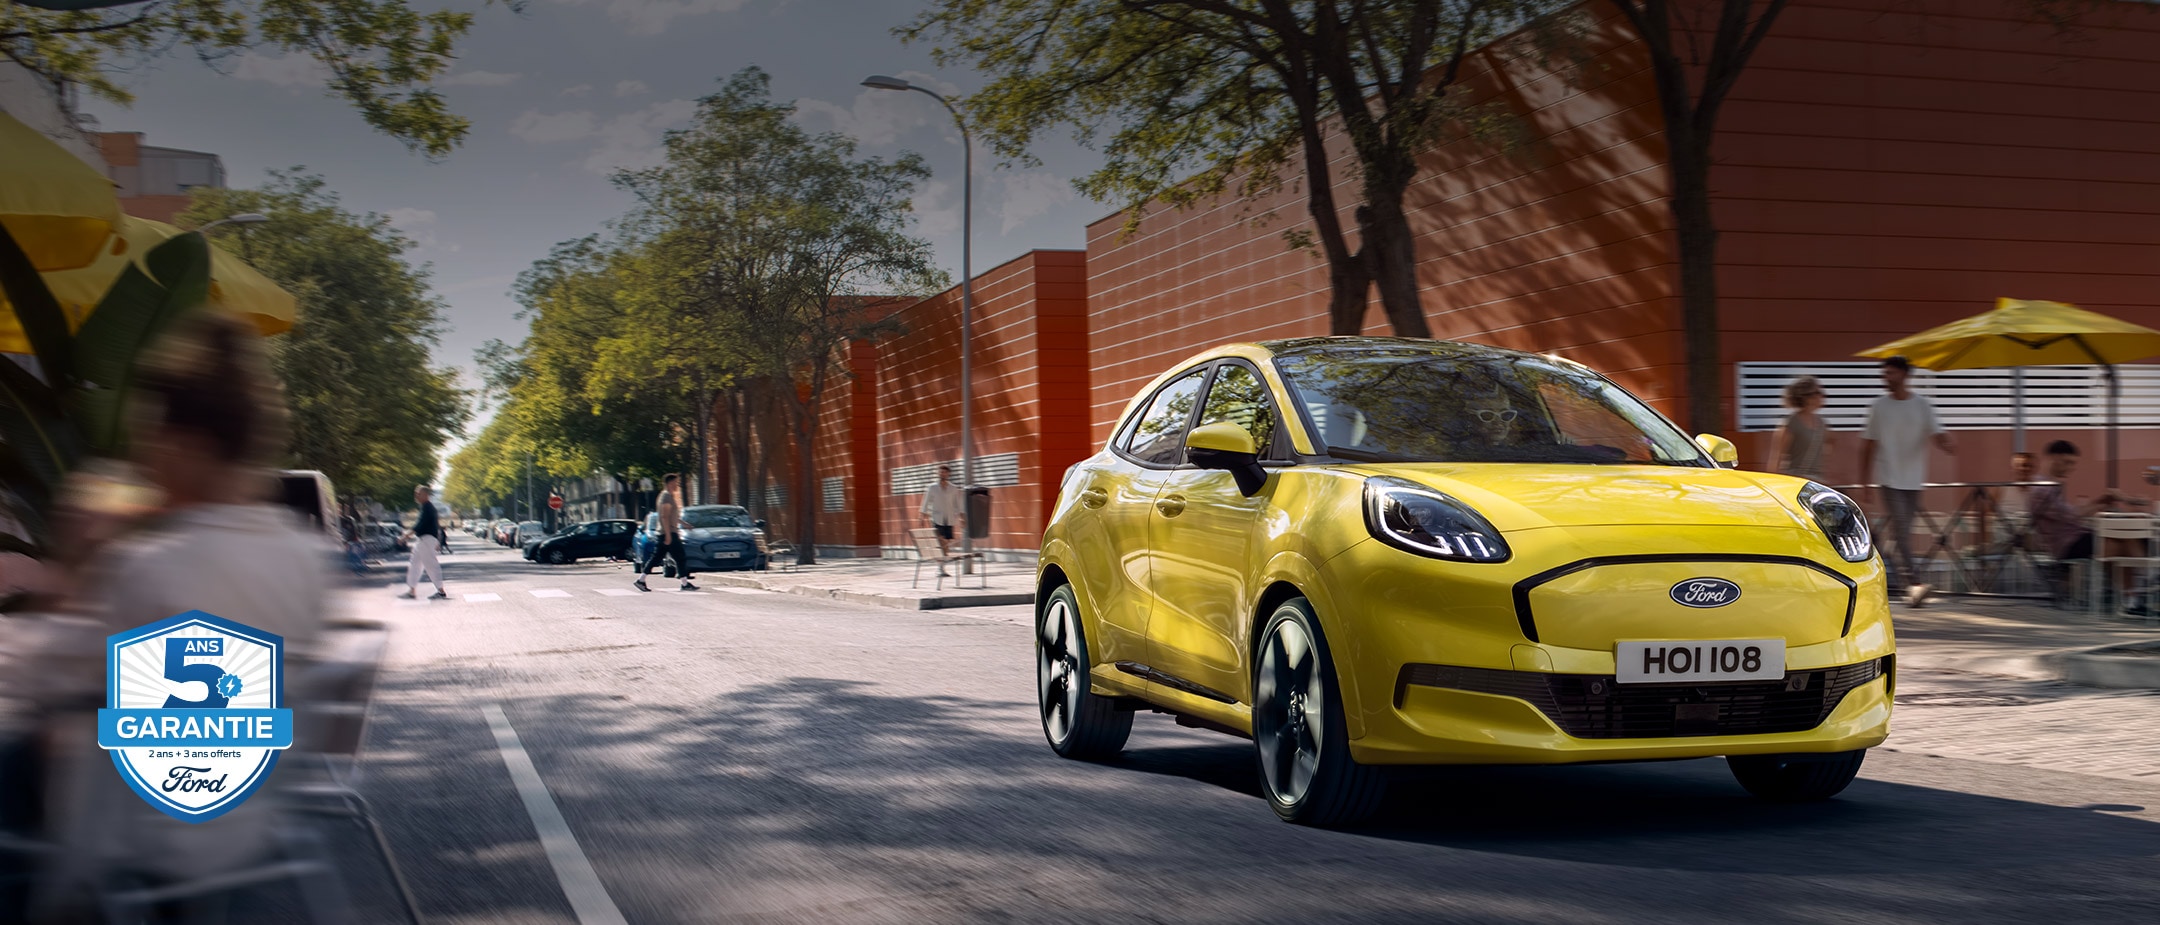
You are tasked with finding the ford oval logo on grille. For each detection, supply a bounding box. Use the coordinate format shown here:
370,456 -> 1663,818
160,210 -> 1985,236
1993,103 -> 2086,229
1671,578 -> 1741,608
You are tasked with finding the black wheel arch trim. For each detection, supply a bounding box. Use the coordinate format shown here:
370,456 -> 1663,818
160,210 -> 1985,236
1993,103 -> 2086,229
1511,554 -> 1860,643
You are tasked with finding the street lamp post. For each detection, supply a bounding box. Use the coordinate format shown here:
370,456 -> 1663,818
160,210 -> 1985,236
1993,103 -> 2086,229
863,74 -> 977,564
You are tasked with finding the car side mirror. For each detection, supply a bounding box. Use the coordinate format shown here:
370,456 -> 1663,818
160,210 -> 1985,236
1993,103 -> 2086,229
1186,422 -> 1268,496
1694,433 -> 1740,469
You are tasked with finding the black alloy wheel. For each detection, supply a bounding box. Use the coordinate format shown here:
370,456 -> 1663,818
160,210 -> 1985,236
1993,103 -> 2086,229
1252,597 -> 1385,826
1037,584 -> 1132,759
546,548 -> 571,564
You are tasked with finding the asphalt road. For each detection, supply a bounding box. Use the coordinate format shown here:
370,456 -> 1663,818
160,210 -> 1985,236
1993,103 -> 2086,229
321,545 -> 2160,924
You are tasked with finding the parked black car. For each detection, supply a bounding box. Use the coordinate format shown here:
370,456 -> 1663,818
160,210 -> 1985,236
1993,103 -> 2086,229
528,519 -> 638,564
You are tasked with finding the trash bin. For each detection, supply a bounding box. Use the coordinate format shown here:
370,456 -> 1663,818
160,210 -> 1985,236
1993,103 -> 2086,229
966,486 -> 991,539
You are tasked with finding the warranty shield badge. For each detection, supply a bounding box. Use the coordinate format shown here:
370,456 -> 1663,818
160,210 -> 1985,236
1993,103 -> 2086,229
98,611 -> 293,823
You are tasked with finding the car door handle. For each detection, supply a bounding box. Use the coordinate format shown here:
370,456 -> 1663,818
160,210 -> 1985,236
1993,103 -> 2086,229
1079,487 -> 1109,509
1156,495 -> 1186,517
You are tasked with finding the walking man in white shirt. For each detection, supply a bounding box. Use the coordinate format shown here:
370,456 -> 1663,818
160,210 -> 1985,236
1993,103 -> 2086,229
921,465 -> 966,573
636,473 -> 695,592
1859,356 -> 1956,607
400,485 -> 449,600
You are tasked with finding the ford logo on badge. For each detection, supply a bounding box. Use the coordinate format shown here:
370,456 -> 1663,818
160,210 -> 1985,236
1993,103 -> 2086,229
1671,578 -> 1742,608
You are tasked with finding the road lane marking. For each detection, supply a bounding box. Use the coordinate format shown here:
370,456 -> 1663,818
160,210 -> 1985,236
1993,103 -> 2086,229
464,593 -> 502,602
530,589 -> 572,598
483,705 -> 628,925
592,588 -> 639,597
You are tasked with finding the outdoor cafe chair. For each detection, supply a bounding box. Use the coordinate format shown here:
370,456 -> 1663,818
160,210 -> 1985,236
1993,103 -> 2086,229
283,623 -> 424,924
910,527 -> 986,590
2088,513 -> 2160,617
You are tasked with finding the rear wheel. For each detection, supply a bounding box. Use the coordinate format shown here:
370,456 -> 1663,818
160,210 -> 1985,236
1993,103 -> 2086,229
1253,597 -> 1385,826
1728,750 -> 1867,802
1037,584 -> 1132,759
546,549 -> 571,564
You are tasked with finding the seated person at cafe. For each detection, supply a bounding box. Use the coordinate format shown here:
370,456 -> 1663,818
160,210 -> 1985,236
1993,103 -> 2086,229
2029,440 -> 2152,606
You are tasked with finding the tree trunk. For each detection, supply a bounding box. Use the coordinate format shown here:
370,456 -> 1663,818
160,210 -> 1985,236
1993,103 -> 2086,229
1666,136 -> 1724,435
1286,92 -> 1372,336
693,387 -> 716,504
749,378 -> 777,524
791,392 -> 818,567
729,387 -> 752,507
1359,191 -> 1431,339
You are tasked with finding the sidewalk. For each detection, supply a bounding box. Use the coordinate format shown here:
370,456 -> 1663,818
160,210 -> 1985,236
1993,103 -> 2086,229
694,554 -> 1038,610
1896,595 -> 2160,687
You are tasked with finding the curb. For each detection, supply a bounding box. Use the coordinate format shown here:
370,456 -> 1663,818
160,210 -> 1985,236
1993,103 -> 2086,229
691,570 -> 1034,611
2053,642 -> 2160,690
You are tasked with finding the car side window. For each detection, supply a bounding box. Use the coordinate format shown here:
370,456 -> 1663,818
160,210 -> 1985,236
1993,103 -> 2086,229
1122,369 -> 1208,466
1197,363 -> 1277,458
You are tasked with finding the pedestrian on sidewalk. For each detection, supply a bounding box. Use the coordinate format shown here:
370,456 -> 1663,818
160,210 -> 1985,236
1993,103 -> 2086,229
920,465 -> 966,575
2029,440 -> 2153,610
400,485 -> 448,600
1859,355 -> 1955,608
636,473 -> 695,592
1770,375 -> 1832,480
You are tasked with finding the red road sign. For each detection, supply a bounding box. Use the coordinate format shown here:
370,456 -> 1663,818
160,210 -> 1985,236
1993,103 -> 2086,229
548,494 -> 564,510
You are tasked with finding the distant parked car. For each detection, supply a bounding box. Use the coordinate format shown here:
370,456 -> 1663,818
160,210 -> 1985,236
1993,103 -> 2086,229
376,522 -> 410,553
515,520 -> 547,548
495,519 -> 519,546
529,519 -> 637,564
357,523 -> 399,556
632,505 -> 769,575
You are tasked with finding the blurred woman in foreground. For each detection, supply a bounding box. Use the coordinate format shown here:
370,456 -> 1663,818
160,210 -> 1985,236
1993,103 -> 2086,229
32,313 -> 325,922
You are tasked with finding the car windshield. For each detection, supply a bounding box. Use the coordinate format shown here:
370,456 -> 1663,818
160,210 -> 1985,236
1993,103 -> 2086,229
681,507 -> 753,529
1273,347 -> 1708,466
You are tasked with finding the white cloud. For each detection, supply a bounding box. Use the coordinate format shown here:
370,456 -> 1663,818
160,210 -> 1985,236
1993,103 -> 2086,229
441,70 -> 523,88
998,172 -> 1076,235
614,80 -> 649,98
552,0 -> 753,36
561,84 -> 595,98
510,109 -> 601,144
910,178 -> 961,239
577,99 -> 698,173
508,101 -> 698,174
229,52 -> 328,90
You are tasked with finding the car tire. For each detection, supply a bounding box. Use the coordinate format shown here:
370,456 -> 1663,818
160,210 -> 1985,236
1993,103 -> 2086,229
1037,584 -> 1132,760
1728,750 -> 1867,802
1252,597 -> 1386,827
547,549 -> 571,565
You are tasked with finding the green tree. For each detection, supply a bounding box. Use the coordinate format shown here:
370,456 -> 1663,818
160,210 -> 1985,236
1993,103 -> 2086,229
906,0 -> 1576,337
0,0 -> 516,156
178,170 -> 467,504
610,68 -> 943,563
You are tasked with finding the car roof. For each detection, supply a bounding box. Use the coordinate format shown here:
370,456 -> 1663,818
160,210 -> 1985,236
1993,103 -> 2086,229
682,504 -> 748,512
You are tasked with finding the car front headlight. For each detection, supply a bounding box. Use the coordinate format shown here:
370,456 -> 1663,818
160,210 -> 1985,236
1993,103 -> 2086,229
1800,481 -> 1872,562
1362,476 -> 1510,563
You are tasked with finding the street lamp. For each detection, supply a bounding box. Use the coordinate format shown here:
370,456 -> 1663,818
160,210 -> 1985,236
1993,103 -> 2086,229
863,74 -> 977,563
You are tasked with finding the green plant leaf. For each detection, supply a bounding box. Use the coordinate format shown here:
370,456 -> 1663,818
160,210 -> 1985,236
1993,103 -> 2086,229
0,225 -> 74,399
73,232 -> 213,453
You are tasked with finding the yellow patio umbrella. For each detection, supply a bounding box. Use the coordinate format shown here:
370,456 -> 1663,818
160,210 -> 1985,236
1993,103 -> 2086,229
1858,298 -> 2160,487
0,214 -> 296,353
0,109 -> 121,271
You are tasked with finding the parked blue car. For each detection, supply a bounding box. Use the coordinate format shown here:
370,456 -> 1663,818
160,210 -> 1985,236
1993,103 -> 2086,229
632,505 -> 769,575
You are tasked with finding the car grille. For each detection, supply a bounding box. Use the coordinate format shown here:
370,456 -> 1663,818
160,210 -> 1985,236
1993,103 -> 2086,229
1397,657 -> 1889,739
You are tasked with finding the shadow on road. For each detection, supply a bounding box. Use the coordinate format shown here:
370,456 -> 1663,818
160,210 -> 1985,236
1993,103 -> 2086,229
361,658 -> 2160,921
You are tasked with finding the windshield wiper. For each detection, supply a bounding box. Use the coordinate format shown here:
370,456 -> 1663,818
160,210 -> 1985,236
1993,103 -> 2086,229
1321,445 -> 1431,463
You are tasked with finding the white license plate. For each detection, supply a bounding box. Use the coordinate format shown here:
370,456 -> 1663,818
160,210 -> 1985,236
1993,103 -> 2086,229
1615,639 -> 1784,684
711,551 -> 741,559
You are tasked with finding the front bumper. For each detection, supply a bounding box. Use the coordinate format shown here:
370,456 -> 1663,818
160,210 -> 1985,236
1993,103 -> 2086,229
1319,525 -> 1895,765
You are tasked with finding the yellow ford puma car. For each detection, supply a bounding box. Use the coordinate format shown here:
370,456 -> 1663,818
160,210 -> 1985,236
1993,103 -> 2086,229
1036,337 -> 1892,825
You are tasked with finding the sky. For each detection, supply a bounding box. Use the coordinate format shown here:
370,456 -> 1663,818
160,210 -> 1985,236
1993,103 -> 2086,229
79,0 -> 1112,461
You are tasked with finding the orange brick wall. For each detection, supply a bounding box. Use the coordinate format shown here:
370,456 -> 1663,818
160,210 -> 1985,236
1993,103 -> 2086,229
876,250 -> 1089,554
1084,7 -> 1679,446
1712,0 -> 2160,491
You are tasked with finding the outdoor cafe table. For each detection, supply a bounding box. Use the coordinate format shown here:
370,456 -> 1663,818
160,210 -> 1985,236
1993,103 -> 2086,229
1832,480 -> 2055,599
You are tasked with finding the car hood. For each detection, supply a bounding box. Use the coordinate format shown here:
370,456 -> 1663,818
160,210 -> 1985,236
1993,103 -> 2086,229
1353,464 -> 1819,532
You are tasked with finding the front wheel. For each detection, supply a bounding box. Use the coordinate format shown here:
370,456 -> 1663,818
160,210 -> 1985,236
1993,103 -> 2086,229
1728,750 -> 1867,802
547,549 -> 571,564
1038,584 -> 1132,759
1252,597 -> 1385,826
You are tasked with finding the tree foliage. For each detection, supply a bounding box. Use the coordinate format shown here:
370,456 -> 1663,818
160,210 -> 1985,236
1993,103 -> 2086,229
0,0 -> 515,156
906,0 -> 1578,336
178,170 -> 466,504
449,67 -> 942,564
